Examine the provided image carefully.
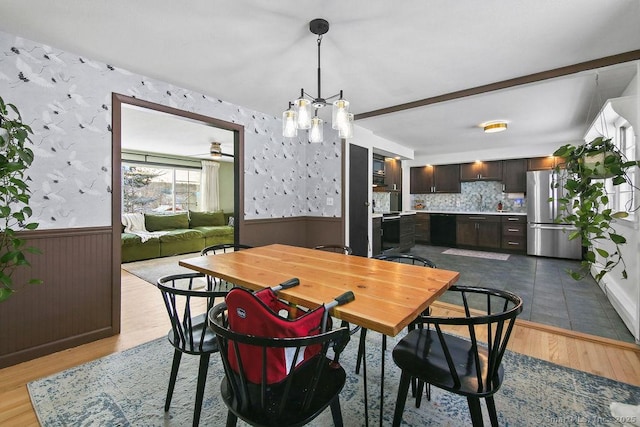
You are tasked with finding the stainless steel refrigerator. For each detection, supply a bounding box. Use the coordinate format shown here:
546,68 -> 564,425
526,170 -> 582,259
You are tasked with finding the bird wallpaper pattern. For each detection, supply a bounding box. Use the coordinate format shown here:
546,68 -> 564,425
0,30 -> 342,230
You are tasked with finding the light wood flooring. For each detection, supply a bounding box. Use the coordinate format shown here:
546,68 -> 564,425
1,270 -> 639,426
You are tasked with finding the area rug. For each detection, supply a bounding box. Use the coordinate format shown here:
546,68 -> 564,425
121,253 -> 202,285
442,248 -> 510,261
28,330 -> 639,426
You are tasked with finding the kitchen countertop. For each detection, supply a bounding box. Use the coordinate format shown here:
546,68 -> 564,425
374,210 -> 526,218
372,211 -> 417,218
411,210 -> 526,216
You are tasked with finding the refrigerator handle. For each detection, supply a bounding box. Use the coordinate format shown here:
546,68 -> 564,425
549,172 -> 555,222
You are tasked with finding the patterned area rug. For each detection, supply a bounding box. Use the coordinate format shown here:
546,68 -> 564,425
28,330 -> 638,426
442,248 -> 510,261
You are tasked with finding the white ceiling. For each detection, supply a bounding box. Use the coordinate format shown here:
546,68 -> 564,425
121,104 -> 235,162
1,0 -> 639,163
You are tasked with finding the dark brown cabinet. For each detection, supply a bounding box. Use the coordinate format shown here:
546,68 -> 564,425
502,159 -> 527,193
460,161 -> 502,181
501,215 -> 527,252
372,216 -> 382,256
410,166 -> 433,194
456,215 -> 501,249
415,213 -> 430,243
399,214 -> 416,252
385,158 -> 402,192
527,156 -> 565,170
410,164 -> 460,194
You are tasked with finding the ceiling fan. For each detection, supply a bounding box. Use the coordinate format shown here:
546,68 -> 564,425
193,141 -> 234,159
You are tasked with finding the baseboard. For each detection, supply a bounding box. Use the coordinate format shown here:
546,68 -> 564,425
592,265 -> 639,342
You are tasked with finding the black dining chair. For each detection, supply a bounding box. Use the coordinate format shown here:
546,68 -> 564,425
358,253 -> 437,366
355,253 -> 438,424
157,272 -> 229,427
200,243 -> 253,256
208,301 -> 351,427
313,244 -> 353,255
314,245 -> 361,351
200,243 -> 253,289
391,285 -> 523,427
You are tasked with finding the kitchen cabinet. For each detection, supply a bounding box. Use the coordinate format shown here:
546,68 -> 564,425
460,161 -> 502,181
456,215 -> 501,249
410,164 -> 460,194
399,214 -> 416,252
372,216 -> 382,256
385,158 -> 402,192
501,215 -> 527,253
527,156 -> 566,170
410,166 -> 433,194
502,159 -> 527,193
415,213 -> 430,244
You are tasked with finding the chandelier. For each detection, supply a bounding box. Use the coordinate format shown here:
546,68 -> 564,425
282,18 -> 353,143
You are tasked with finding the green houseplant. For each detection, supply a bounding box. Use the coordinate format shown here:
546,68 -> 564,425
0,95 -> 40,302
552,136 -> 640,282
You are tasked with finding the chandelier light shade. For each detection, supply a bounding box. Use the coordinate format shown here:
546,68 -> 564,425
339,112 -> 354,139
282,104 -> 298,138
282,18 -> 353,143
309,116 -> 324,143
294,95 -> 312,130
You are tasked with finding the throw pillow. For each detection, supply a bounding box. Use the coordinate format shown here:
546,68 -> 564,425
189,210 -> 225,227
145,213 -> 189,231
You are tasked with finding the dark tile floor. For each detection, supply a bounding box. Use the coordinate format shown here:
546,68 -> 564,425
409,244 -> 636,344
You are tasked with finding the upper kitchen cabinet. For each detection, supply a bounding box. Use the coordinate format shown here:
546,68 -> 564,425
460,161 -> 502,181
385,158 -> 402,192
501,158 -> 527,193
410,165 -> 433,194
527,156 -> 565,170
410,164 -> 460,194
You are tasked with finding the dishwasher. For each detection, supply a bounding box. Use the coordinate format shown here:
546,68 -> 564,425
430,214 -> 457,247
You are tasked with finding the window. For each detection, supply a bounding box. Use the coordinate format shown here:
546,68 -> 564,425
601,122 -> 636,219
616,125 -> 636,214
122,163 -> 201,213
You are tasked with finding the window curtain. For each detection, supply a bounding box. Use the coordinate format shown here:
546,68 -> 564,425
200,160 -> 220,212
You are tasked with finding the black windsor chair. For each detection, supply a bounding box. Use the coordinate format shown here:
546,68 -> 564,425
157,272 -> 229,426
391,285 -> 523,427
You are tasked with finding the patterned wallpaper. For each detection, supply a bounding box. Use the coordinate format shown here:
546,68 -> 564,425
0,31 -> 342,229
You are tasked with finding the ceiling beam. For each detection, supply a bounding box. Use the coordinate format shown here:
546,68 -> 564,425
355,50 -> 640,120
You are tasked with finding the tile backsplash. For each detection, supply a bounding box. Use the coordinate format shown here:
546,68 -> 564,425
411,181 -> 526,213
372,181 -> 527,213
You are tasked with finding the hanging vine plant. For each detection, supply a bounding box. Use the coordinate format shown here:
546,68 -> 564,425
552,136 -> 640,282
0,95 -> 41,302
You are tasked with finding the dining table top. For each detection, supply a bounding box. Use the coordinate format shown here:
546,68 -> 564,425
179,244 -> 460,336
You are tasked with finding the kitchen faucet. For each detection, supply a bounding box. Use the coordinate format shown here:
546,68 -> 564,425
477,194 -> 483,211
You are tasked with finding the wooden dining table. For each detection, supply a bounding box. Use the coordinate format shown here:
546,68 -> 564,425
179,243 -> 460,425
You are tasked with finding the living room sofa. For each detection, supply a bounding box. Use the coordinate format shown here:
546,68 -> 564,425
121,211 -> 234,263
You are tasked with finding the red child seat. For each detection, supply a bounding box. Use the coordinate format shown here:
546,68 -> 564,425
224,286 -> 331,384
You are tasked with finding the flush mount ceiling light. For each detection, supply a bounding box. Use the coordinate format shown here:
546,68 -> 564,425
482,121 -> 508,133
210,141 -> 222,158
282,18 -> 353,143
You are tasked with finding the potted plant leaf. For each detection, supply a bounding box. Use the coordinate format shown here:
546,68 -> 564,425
552,136 -> 640,282
0,95 -> 41,302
